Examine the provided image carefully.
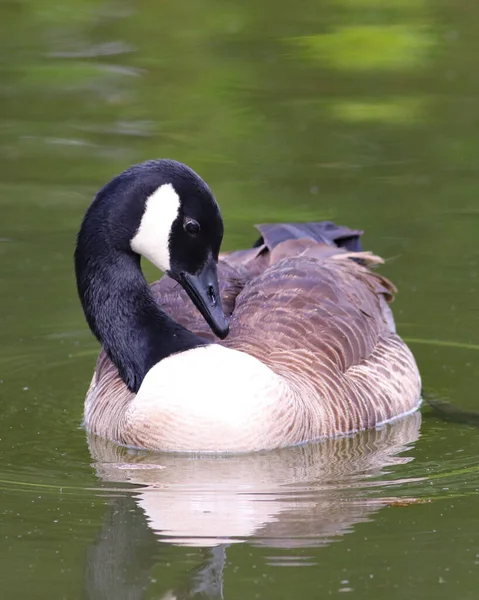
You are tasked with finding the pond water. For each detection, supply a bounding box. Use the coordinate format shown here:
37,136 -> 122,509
1,0 -> 479,598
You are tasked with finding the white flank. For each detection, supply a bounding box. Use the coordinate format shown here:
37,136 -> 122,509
130,183 -> 180,272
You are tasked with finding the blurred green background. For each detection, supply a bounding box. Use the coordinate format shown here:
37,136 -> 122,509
1,0 -> 479,598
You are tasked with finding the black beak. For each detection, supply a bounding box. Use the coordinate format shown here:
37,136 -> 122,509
170,256 -> 229,339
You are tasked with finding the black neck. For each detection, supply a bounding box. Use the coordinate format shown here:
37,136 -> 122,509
75,244 -> 205,393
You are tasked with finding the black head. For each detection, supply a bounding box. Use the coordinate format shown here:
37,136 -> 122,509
79,159 -> 229,338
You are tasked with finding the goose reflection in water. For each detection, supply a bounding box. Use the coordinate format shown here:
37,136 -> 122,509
88,412 -> 421,547
84,413 -> 422,598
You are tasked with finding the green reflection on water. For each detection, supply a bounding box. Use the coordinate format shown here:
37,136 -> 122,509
289,25 -> 434,71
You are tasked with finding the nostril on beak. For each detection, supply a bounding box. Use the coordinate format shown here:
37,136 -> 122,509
207,285 -> 217,307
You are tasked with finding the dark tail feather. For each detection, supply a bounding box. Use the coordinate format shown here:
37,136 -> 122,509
254,222 -> 363,252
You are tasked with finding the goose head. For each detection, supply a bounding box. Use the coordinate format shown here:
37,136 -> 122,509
128,160 -> 228,338
79,159 -> 229,339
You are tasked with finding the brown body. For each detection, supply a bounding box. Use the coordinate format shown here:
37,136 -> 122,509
85,224 -> 421,451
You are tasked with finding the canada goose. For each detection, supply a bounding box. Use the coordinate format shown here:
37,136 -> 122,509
75,159 -> 421,452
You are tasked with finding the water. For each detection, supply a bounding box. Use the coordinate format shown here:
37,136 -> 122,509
1,0 -> 479,598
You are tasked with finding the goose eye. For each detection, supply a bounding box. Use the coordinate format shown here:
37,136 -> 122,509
184,218 -> 200,236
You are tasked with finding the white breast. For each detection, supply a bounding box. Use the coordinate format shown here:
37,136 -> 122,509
126,345 -> 291,452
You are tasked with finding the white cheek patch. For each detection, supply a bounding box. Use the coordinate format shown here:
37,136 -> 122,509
130,183 -> 180,272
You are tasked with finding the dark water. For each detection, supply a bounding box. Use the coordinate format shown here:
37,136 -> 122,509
1,1 -> 479,598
